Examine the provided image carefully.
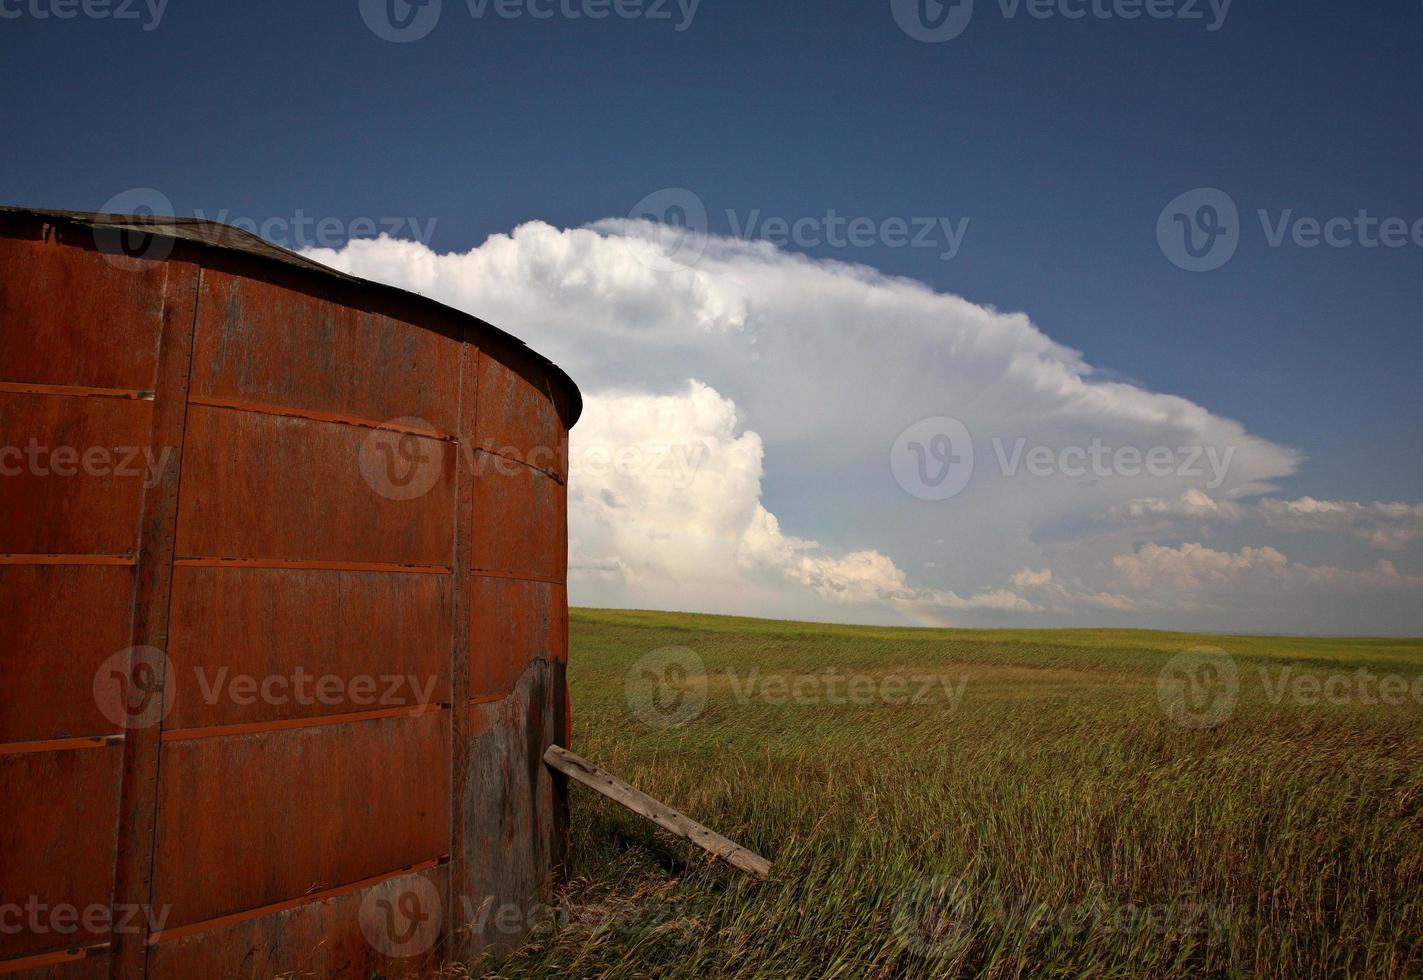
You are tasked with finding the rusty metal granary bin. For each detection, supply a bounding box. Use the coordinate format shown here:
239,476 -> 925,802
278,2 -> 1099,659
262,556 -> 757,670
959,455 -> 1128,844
0,207 -> 581,977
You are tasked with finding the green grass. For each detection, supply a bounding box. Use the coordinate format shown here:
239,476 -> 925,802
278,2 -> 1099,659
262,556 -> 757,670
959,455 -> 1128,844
473,609 -> 1423,979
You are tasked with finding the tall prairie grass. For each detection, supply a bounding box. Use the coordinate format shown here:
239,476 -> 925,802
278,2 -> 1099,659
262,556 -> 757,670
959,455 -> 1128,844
468,610 -> 1423,978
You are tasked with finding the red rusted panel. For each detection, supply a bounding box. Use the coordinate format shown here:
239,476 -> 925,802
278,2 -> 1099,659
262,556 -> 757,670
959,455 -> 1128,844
151,709 -> 451,930
166,566 -> 453,730
0,565 -> 134,741
0,231 -> 164,392
475,356 -> 567,480
147,865 -> 448,980
469,576 -> 560,702
175,405 -> 457,569
189,269 -> 463,434
0,393 -> 152,558
470,459 -> 566,582
0,209 -> 578,978
0,744 -> 122,960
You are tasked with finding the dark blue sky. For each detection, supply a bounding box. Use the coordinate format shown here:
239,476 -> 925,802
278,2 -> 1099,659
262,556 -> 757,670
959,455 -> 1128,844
3,0 -> 1419,506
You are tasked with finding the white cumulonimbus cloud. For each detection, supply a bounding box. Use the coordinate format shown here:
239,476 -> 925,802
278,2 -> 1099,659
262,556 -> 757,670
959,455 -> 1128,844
304,220 -> 1423,634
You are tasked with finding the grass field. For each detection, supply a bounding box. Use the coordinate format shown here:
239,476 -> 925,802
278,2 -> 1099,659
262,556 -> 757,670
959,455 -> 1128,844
471,609 -> 1423,979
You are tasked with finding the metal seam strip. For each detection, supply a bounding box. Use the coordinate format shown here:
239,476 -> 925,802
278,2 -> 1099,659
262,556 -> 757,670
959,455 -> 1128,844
159,703 -> 449,743
144,857 -> 450,947
469,444 -> 566,485
0,942 -> 110,976
469,568 -> 563,586
0,381 -> 152,401
173,557 -> 452,575
107,255 -> 203,980
186,395 -> 456,441
0,735 -> 124,756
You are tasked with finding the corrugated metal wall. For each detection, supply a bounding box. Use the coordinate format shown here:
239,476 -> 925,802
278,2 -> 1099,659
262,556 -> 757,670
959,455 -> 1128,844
0,212 -> 574,978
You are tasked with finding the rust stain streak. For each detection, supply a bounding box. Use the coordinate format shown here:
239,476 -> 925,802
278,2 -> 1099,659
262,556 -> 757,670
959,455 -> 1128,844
160,703 -> 450,743
145,858 -> 449,947
173,557 -> 452,575
470,445 -> 565,485
187,395 -> 455,441
0,734 -> 123,756
470,568 -> 564,586
0,380 -> 152,400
